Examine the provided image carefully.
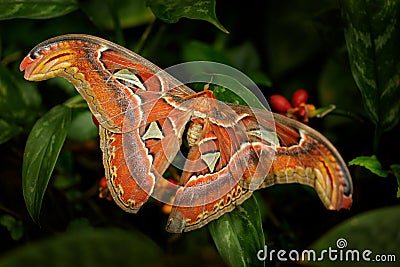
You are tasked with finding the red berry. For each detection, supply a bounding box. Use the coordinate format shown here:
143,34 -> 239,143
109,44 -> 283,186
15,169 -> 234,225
99,177 -> 108,188
291,89 -> 309,107
269,95 -> 292,113
295,107 -> 307,118
91,114 -> 99,128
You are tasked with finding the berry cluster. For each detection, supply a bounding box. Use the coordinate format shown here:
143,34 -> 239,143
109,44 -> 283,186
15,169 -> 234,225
269,89 -> 316,123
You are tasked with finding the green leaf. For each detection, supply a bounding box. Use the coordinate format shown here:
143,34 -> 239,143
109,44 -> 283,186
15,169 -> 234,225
349,155 -> 388,177
341,1 -> 400,131
22,105 -> 71,223
189,73 -> 269,110
0,0 -> 78,20
80,0 -> 154,30
67,110 -> 98,141
263,1 -> 325,78
182,40 -> 231,64
212,73 -> 268,110
0,119 -> 22,144
147,0 -> 228,33
228,42 -> 272,87
390,164 -> 400,179
390,164 -> 400,197
0,228 -> 163,267
0,214 -> 24,241
0,64 -> 42,143
309,206 -> 400,266
209,195 -> 265,267
182,41 -> 272,87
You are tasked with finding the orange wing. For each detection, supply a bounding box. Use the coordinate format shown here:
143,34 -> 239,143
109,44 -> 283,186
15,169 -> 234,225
20,34 -> 352,233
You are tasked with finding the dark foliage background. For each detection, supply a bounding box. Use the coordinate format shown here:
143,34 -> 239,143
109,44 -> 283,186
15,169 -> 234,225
0,0 -> 399,266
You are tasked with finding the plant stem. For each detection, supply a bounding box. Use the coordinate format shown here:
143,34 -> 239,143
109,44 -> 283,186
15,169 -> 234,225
373,125 -> 381,154
108,0 -> 125,46
330,108 -> 369,125
134,20 -> 155,54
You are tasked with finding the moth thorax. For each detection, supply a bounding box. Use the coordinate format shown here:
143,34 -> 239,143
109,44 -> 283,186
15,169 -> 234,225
187,121 -> 203,147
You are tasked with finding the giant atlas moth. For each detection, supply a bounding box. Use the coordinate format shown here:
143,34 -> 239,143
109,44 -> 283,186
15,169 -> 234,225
20,34 -> 352,233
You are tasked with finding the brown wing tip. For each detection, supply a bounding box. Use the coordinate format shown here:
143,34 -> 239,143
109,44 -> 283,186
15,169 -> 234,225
166,213 -> 185,233
339,195 -> 353,210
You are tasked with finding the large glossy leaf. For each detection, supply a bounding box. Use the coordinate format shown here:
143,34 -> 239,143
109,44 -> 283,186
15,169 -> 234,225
341,0 -> 400,131
22,104 -> 71,223
209,195 -> 265,267
0,0 -> 78,20
0,228 -> 163,267
146,0 -> 228,33
308,206 -> 400,266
